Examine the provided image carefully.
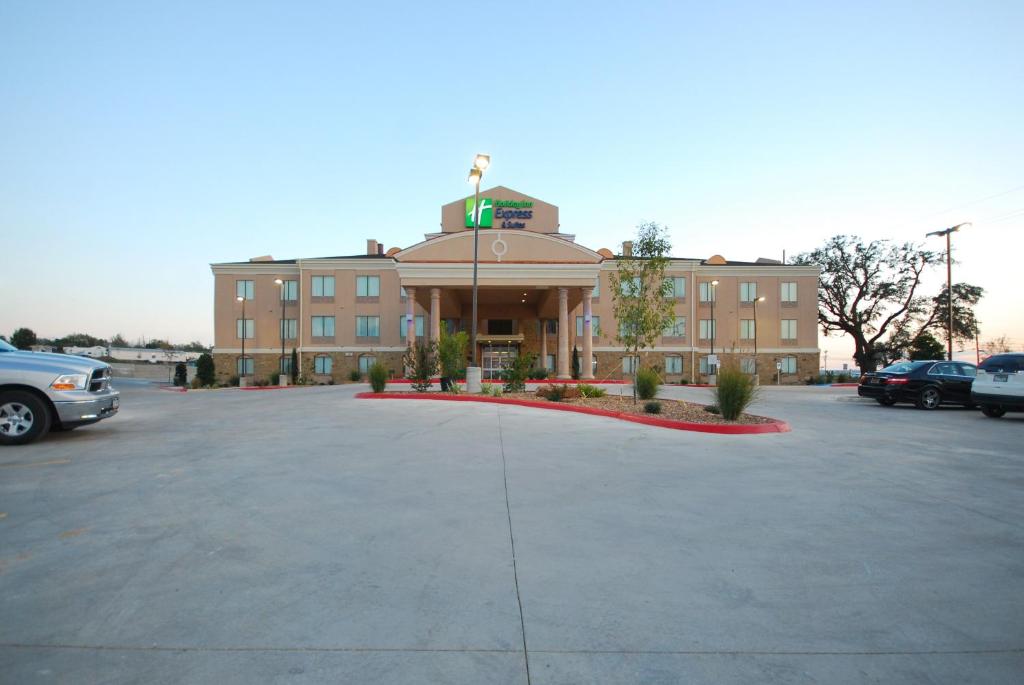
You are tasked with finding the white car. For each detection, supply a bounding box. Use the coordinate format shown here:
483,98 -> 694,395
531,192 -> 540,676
971,353 -> 1024,418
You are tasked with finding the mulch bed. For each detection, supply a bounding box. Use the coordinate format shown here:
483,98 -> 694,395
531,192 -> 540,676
502,391 -> 772,425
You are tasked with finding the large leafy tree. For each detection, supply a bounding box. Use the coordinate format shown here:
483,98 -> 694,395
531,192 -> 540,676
908,331 -> 946,360
792,236 -> 944,372
883,283 -> 984,362
609,221 -> 675,402
11,327 -> 38,350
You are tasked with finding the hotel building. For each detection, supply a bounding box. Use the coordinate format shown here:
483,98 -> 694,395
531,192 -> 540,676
210,187 -> 820,383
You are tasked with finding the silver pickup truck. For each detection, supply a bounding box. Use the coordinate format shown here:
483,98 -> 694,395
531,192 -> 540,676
0,339 -> 120,445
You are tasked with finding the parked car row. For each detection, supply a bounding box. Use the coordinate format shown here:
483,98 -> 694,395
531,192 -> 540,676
858,354 -> 1024,419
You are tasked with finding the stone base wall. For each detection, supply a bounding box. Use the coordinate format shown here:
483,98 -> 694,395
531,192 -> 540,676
592,351 -> 820,385
213,351 -> 405,385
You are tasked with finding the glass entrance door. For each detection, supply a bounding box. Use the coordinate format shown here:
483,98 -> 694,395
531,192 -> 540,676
482,345 -> 518,381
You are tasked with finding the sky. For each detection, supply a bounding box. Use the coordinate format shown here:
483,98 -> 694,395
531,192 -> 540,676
2,1 -> 1022,366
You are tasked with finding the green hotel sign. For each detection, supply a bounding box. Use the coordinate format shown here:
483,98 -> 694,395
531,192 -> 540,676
465,198 -> 535,228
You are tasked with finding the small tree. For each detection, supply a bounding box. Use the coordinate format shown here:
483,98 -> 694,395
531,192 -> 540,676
290,347 -> 299,382
404,342 -> 438,392
609,222 -> 675,403
437,330 -> 468,391
173,362 -> 188,387
109,333 -> 129,348
196,353 -> 216,386
908,332 -> 945,360
571,345 -> 580,380
11,327 -> 38,350
503,352 -> 535,393
985,335 -> 1012,354
368,362 -> 388,393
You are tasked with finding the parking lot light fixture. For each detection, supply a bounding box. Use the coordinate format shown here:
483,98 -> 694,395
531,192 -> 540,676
467,155 -> 489,373
710,280 -> 719,375
926,222 -> 970,361
237,296 -> 246,381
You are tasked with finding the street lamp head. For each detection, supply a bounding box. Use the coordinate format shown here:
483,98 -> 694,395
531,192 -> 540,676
236,296 -> 244,303
756,296 -> 766,302
927,222 -> 972,238
711,279 -> 719,286
274,278 -> 283,285
467,167 -> 482,185
473,154 -> 490,171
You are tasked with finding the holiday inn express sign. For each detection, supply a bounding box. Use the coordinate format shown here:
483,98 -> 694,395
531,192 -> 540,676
465,197 -> 534,229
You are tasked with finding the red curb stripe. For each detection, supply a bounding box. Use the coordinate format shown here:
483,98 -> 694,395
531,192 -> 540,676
354,392 -> 790,435
238,385 -> 302,391
158,386 -> 187,393
386,379 -> 632,385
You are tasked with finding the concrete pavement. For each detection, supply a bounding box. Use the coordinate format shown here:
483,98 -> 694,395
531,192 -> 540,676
0,382 -> 1021,683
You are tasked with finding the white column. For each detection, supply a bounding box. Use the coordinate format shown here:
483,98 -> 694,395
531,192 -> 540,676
430,288 -> 441,343
557,287 -> 570,379
581,288 -> 594,380
405,286 -> 416,349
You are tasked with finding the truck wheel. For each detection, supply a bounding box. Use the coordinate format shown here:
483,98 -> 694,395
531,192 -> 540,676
0,391 -> 52,445
981,405 -> 1006,418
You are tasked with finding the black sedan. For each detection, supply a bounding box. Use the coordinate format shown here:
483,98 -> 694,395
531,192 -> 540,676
858,360 -> 978,409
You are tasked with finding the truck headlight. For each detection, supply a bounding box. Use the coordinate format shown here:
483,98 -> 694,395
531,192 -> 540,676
51,373 -> 88,391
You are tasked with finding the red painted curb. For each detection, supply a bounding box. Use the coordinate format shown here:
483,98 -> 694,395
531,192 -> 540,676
355,392 -> 790,434
387,378 -> 631,385
158,386 -> 187,393
238,385 -> 302,391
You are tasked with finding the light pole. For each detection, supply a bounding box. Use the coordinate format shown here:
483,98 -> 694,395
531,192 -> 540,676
926,222 -> 970,361
709,279 -> 719,377
274,278 -> 286,383
752,295 -> 765,380
237,295 -> 246,383
466,153 -> 490,391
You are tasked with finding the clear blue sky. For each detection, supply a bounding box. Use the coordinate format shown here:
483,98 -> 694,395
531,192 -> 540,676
2,1 -> 1022,364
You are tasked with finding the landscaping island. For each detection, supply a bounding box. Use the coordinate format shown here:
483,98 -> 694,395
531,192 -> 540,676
356,384 -> 790,435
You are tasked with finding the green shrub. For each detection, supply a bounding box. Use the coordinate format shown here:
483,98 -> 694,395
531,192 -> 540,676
635,367 -> 660,400
678,377 -> 689,385
502,352 -> 535,393
571,345 -> 580,379
577,383 -> 606,398
538,384 -> 567,402
715,366 -> 759,420
228,375 -> 240,387
173,362 -> 188,387
349,369 -> 362,382
437,330 -> 468,381
644,401 -> 662,414
196,353 -> 216,387
270,371 -> 281,386
404,341 -> 438,392
528,368 -> 549,380
368,362 -> 388,393
704,404 -> 720,414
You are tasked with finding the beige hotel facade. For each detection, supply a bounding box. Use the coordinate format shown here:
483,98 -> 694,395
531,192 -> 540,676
211,187 -> 820,384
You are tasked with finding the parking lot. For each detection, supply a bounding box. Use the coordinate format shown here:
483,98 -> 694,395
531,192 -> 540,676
1,382 -> 1022,684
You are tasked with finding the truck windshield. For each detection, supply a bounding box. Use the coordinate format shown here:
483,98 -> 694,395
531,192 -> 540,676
0,339 -> 15,352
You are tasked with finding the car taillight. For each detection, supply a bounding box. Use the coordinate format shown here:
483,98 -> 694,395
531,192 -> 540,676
886,377 -> 909,385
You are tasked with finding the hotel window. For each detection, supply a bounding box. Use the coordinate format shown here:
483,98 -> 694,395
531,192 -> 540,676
443,318 -> 459,335
311,316 -> 335,338
663,316 -> 686,337
620,276 -> 642,296
400,315 -> 425,337
545,319 -> 558,335
358,354 -> 375,374
781,356 -> 797,374
781,282 -> 797,303
781,319 -> 797,340
592,277 -> 600,299
739,282 -> 758,302
665,276 -> 686,299
699,281 -> 717,302
622,356 -> 640,374
356,316 -> 380,338
279,319 -> 297,339
699,356 -> 710,375
576,315 -> 601,337
356,275 -> 380,297
619,321 -> 639,338
665,356 -> 683,374
280,280 -> 298,301
544,354 -> 555,372
741,358 -> 756,374
400,286 -> 408,299
699,319 -> 716,339
236,356 -> 254,376
740,319 -> 755,339
314,355 -> 332,375
236,280 -> 254,301
488,319 -> 515,335
311,275 -> 335,297
279,356 -> 293,375
236,319 -> 254,339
